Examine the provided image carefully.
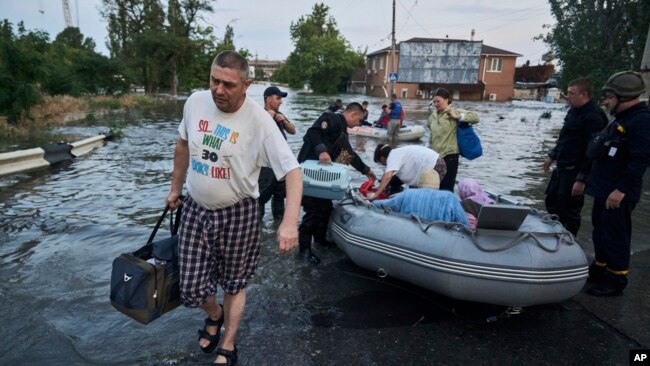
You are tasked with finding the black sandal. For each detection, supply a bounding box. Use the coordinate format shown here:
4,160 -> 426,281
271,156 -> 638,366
213,346 -> 238,365
198,304 -> 224,354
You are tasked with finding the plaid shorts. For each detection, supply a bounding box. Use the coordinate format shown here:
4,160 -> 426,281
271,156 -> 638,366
178,195 -> 260,307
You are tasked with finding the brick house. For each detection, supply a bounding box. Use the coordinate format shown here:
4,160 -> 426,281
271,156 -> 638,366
513,63 -> 557,100
365,38 -> 521,102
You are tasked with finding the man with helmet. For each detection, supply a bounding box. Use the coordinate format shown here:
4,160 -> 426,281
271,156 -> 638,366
585,71 -> 650,296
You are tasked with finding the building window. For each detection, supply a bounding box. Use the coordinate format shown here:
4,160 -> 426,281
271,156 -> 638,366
379,57 -> 384,70
372,58 -> 377,70
487,57 -> 502,72
401,88 -> 408,99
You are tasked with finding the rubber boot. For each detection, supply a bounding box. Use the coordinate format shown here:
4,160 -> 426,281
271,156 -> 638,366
298,233 -> 321,264
587,261 -> 607,283
586,271 -> 627,297
314,233 -> 336,248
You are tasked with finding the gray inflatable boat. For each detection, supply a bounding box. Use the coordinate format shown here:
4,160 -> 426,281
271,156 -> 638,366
328,190 -> 589,307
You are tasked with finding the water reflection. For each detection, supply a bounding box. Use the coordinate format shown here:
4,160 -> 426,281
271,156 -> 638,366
0,84 -> 648,364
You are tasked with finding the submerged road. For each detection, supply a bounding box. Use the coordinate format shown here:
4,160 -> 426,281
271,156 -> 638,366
1,87 -> 648,365
5,237 -> 646,365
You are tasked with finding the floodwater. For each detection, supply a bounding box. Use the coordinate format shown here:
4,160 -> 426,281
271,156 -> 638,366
1,84 -> 648,365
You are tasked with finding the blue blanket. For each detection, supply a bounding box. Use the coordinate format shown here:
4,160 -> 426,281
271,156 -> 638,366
372,189 -> 469,226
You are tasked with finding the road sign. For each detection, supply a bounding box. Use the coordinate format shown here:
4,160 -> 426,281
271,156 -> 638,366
389,72 -> 398,82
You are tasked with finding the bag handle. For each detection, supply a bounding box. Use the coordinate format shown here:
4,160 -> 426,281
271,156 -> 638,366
147,197 -> 183,244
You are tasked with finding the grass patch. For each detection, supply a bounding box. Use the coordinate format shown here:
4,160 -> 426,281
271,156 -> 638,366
87,96 -> 123,110
108,120 -> 125,139
29,95 -> 88,120
2,94 -> 166,128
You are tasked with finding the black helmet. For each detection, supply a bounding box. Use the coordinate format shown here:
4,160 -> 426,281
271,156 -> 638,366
601,71 -> 646,98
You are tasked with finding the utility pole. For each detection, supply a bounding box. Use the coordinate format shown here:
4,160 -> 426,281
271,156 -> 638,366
390,0 -> 396,96
62,0 -> 72,28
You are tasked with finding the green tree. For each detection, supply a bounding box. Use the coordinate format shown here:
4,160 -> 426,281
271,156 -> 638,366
102,0 -> 217,94
0,20 -> 47,122
540,0 -> 650,91
274,3 -> 365,93
0,20 -> 128,122
165,0 -> 214,96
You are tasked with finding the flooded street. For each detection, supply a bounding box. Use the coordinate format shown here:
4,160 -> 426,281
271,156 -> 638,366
1,84 -> 648,365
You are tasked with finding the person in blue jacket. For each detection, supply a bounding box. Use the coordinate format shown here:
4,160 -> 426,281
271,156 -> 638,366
386,94 -> 403,146
586,71 -> 650,296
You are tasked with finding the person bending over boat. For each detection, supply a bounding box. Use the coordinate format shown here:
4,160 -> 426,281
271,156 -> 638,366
428,88 -> 480,191
297,102 -> 377,264
368,144 -> 447,199
371,171 -> 469,226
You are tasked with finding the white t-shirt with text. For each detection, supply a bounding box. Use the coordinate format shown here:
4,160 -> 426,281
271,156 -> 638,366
178,90 -> 299,209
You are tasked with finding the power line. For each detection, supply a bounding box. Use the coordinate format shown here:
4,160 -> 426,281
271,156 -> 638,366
397,0 -> 434,38
446,8 -> 547,40
426,4 -> 548,32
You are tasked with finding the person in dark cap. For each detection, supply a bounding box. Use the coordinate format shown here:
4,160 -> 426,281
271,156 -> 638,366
327,99 -> 343,112
258,86 -> 296,219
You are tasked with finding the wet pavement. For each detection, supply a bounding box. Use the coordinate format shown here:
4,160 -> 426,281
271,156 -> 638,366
3,242 -> 647,365
206,241 -> 650,366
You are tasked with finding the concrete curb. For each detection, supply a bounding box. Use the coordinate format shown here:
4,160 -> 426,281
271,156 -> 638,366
0,134 -> 109,177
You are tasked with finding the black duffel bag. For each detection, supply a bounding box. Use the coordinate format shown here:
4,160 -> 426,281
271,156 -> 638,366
110,204 -> 183,325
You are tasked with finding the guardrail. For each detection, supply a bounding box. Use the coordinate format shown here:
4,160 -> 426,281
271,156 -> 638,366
0,134 -> 110,177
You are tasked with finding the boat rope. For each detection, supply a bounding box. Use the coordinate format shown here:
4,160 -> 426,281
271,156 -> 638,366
470,231 -> 560,253
345,190 -> 576,253
409,214 -> 574,253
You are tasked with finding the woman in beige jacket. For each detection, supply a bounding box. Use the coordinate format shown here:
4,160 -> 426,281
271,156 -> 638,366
427,88 -> 480,191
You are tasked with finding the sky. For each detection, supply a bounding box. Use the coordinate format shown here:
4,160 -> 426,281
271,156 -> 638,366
2,0 -> 556,66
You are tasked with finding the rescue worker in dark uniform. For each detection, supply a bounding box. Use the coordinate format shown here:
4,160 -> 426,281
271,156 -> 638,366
258,86 -> 296,219
543,77 -> 608,236
586,71 -> 650,296
297,102 -> 376,263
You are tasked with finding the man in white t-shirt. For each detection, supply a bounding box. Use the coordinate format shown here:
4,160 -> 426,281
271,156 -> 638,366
369,144 -> 447,199
165,51 -> 302,365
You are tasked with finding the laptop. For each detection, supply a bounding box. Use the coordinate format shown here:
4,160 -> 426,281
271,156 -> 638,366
476,204 -> 530,231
